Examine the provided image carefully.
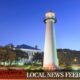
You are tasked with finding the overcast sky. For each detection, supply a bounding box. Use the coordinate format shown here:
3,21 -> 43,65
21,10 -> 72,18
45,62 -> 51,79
0,0 -> 80,51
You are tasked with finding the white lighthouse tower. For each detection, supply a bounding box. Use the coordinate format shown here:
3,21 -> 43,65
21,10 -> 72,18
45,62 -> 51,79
43,11 -> 59,70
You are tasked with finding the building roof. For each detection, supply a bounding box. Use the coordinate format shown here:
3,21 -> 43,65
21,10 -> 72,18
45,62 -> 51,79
16,44 -> 40,50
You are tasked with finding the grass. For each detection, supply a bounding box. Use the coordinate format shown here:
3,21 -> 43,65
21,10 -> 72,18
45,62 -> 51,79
0,64 -> 43,70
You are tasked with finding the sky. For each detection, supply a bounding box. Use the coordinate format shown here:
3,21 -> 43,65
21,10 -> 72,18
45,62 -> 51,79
0,0 -> 80,51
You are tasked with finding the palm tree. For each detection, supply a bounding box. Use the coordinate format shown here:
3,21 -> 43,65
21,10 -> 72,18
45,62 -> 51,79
32,52 -> 43,65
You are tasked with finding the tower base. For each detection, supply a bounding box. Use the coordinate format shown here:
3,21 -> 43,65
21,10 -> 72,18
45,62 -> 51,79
43,63 -> 57,70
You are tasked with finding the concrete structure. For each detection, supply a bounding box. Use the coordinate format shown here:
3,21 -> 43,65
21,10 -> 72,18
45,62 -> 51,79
43,11 -> 59,70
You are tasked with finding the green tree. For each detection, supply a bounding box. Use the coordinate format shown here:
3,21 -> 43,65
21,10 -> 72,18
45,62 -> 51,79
32,52 -> 43,65
15,49 -> 29,64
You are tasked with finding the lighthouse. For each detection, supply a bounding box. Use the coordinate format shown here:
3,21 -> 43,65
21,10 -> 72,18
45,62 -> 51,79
43,11 -> 59,70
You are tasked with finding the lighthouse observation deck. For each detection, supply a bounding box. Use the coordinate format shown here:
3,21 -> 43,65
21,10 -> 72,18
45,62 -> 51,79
44,11 -> 56,23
